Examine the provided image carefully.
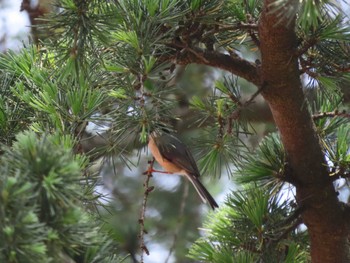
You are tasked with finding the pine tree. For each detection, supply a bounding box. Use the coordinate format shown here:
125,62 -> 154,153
1,0 -> 350,262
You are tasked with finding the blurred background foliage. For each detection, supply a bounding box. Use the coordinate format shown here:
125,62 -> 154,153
0,0 -> 350,262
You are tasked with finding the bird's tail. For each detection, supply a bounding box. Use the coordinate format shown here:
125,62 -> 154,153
187,175 -> 218,210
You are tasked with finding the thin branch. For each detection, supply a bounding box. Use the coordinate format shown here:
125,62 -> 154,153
227,82 -> 266,134
249,31 -> 260,47
312,110 -> 350,121
274,217 -> 303,244
202,22 -> 258,40
255,217 -> 303,263
162,44 -> 260,86
246,14 -> 260,47
283,204 -> 305,225
230,82 -> 266,119
182,47 -> 209,64
246,83 -> 266,106
219,23 -> 259,31
138,158 -> 155,262
329,169 -> 350,181
332,63 -> 350,73
264,207 -> 304,254
299,57 -> 319,78
164,180 -> 189,263
295,37 -> 318,57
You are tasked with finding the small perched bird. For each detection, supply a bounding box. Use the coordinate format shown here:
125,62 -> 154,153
148,129 -> 218,210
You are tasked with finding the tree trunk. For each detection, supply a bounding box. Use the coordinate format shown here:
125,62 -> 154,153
259,1 -> 350,262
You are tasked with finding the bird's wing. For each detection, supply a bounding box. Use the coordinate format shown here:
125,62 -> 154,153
154,133 -> 201,177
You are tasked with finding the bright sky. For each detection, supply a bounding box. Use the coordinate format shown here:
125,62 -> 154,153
0,0 -> 30,52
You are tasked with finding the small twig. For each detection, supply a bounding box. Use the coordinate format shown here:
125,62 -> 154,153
245,83 -> 266,106
274,217 -> 303,244
282,205 -> 305,225
246,14 -> 260,47
202,23 -> 258,40
295,37 -> 318,57
299,57 -> 318,78
167,40 -> 210,65
312,110 -> 350,121
229,82 -> 266,120
227,83 -> 265,134
329,168 -> 350,181
254,216 -> 302,263
301,67 -> 319,78
165,180 -> 189,263
263,209 -> 304,261
172,40 -> 210,64
249,31 -> 260,47
138,158 -> 155,262
332,63 -> 350,73
184,47 -> 209,64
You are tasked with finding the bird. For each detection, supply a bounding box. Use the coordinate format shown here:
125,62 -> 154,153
148,129 -> 218,210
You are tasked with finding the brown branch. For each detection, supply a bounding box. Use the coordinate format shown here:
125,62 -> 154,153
244,83 -> 266,106
295,37 -> 318,57
329,169 -> 350,181
264,207 -> 304,255
332,63 -> 350,73
283,204 -> 305,225
219,23 -> 259,31
228,82 -> 266,121
138,159 -> 155,262
226,81 -> 266,134
299,57 -> 319,78
267,217 -> 303,248
183,47 -> 209,64
163,43 -> 260,86
202,23 -> 258,40
246,14 -> 260,47
312,110 -> 350,121
249,31 -> 260,47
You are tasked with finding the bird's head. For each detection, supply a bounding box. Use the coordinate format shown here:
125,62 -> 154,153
150,123 -> 174,138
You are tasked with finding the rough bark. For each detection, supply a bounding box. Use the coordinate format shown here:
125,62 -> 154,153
258,1 -> 350,262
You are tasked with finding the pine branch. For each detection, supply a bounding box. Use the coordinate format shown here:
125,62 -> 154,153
299,57 -> 319,78
202,22 -> 259,40
162,43 -> 260,85
246,14 -> 260,47
264,217 -> 303,254
138,159 -> 155,262
329,169 -> 350,181
228,82 -> 266,134
295,38 -> 318,57
332,64 -> 350,73
313,110 -> 350,120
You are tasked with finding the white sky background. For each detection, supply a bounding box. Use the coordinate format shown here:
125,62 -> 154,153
0,0 -> 31,52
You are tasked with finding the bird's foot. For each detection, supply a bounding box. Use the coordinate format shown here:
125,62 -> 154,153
143,168 -> 171,175
152,169 -> 171,174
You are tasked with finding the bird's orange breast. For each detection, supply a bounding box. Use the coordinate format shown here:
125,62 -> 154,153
148,136 -> 185,174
